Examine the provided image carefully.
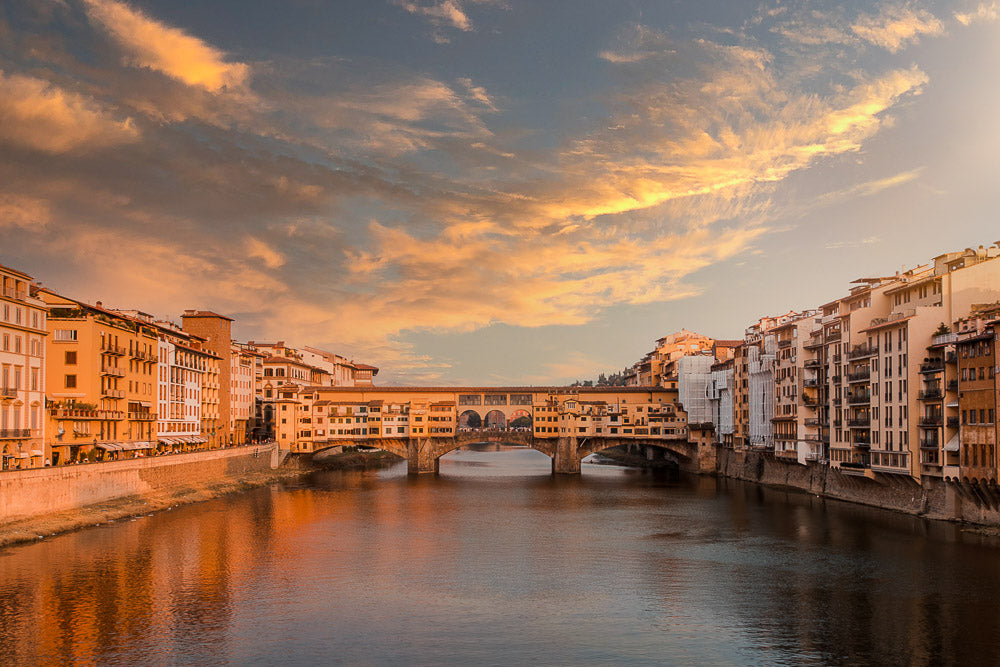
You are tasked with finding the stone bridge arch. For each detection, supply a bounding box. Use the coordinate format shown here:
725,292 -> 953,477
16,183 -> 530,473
458,409 -> 482,429
436,430 -> 556,461
575,437 -> 697,466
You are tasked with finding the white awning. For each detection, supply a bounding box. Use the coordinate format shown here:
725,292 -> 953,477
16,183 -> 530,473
95,442 -> 121,451
945,433 -> 960,452
29,449 -> 43,457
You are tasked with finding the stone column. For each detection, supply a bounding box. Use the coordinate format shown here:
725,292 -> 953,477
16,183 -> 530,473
408,437 -> 438,474
552,436 -> 581,474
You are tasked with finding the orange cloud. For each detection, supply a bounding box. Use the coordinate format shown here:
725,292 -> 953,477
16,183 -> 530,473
0,70 -> 138,153
82,0 -> 249,92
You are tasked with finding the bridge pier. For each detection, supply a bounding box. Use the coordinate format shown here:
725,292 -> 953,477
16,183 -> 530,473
408,436 -> 448,474
552,436 -> 581,474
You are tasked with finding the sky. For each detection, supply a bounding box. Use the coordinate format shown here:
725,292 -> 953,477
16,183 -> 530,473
1,0 -> 999,385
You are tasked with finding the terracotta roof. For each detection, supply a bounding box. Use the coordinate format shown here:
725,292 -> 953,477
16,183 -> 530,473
182,310 -> 234,321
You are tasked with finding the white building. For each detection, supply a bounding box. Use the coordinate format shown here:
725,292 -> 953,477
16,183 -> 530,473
678,354 -> 716,425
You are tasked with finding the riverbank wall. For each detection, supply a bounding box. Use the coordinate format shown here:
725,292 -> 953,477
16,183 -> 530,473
715,448 -> 1000,526
0,444 -> 306,547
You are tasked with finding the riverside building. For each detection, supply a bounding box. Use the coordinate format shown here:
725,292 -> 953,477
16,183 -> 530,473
0,264 -> 47,469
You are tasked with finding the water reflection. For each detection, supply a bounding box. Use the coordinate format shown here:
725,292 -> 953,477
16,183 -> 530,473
2,445 -> 999,665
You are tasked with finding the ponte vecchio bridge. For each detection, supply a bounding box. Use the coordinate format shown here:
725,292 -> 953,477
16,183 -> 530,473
273,386 -> 715,474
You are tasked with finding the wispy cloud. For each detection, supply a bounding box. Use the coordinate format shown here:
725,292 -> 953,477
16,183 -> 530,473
851,6 -> 944,52
956,2 -> 1000,25
81,0 -> 249,92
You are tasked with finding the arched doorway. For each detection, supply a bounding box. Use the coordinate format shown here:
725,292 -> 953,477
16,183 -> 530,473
484,410 -> 506,430
458,410 -> 482,429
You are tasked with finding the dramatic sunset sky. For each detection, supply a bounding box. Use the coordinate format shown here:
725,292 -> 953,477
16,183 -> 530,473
1,0 -> 998,384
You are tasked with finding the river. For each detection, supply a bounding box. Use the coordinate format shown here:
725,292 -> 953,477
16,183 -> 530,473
1,444 -> 998,665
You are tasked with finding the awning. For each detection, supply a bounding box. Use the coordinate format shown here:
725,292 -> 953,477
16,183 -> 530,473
189,437 -> 207,444
95,442 -> 121,451
29,449 -> 43,457
158,438 -> 177,445
945,434 -> 960,452
17,452 -> 29,458
131,441 -> 155,450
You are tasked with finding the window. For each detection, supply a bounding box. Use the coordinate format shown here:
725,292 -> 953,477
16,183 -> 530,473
65,374 -> 77,388
54,329 -> 78,342
65,351 -> 77,365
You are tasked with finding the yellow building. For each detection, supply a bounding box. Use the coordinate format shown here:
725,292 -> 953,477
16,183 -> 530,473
39,290 -> 159,464
0,264 -> 48,469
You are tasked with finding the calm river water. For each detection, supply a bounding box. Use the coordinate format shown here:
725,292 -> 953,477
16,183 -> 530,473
2,445 -> 999,665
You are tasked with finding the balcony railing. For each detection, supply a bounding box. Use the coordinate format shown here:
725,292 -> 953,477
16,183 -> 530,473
947,416 -> 959,428
101,343 -> 126,356
0,388 -> 16,399
852,436 -> 871,447
0,429 -> 31,439
847,392 -> 871,405
918,389 -> 943,400
803,379 -> 821,388
848,345 -> 878,360
804,359 -> 821,369
102,389 -> 125,399
919,415 -> 942,427
919,438 -> 940,450
827,331 -> 842,341
128,412 -> 157,421
847,418 -> 870,428
946,352 -> 958,364
847,369 -> 870,383
778,339 -> 792,348
102,367 -> 126,377
804,418 -> 820,427
920,360 -> 944,374
51,408 -> 124,420
947,379 -> 958,391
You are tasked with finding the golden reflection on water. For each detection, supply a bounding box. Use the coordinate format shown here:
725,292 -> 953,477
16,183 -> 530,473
2,446 -> 1000,665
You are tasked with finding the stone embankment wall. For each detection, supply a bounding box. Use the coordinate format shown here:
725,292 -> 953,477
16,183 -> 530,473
716,448 -> 1000,526
0,444 -> 279,523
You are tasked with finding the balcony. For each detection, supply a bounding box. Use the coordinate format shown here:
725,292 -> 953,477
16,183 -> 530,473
947,379 -> 958,391
919,437 -> 940,450
920,360 -> 944,374
804,338 -> 823,350
870,451 -> 910,474
128,412 -> 156,421
0,388 -> 16,399
803,379 -> 821,388
52,407 -> 124,420
847,392 -> 871,405
919,415 -> 942,427
847,418 -> 870,428
831,375 -> 842,383
827,330 -> 842,342
804,359 -> 821,369
102,389 -> 125,399
778,339 -> 792,349
804,418 -> 820,427
847,369 -> 870,383
101,342 -> 126,356
852,436 -> 871,448
917,389 -> 943,401
848,345 -> 878,360
801,394 -> 820,407
0,429 -> 31,439
946,416 -> 959,428
945,352 -> 958,364
102,367 -> 126,377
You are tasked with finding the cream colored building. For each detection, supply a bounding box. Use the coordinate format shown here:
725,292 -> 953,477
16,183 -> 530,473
0,264 -> 48,469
